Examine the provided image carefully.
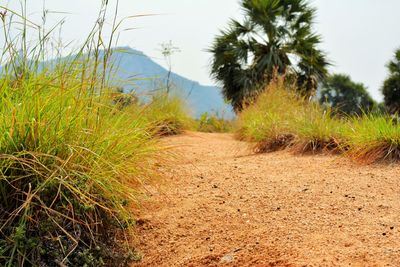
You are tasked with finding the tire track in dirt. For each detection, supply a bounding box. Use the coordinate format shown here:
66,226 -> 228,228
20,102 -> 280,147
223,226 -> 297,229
132,132 -> 400,267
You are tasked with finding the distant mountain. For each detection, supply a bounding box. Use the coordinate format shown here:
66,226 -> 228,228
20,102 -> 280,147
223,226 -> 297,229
106,47 -> 234,118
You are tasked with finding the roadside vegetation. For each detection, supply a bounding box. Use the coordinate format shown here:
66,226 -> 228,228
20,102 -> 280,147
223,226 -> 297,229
236,77 -> 400,163
0,3 -> 192,267
0,60 -> 158,266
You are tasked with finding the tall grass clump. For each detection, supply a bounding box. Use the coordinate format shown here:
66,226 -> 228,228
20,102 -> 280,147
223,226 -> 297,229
0,64 -> 158,267
345,114 -> 400,163
0,3 -> 161,266
237,77 -> 344,153
236,78 -> 300,152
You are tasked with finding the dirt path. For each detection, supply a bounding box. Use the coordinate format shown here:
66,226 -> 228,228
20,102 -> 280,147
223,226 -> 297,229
132,132 -> 400,266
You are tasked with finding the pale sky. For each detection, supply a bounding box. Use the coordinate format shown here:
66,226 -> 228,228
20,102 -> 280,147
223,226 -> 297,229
3,0 -> 400,101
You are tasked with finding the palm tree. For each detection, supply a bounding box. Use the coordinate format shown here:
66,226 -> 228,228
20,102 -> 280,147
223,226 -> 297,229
210,0 -> 329,111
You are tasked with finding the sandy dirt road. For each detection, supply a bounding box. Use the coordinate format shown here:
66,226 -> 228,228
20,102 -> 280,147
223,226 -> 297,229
132,132 -> 400,266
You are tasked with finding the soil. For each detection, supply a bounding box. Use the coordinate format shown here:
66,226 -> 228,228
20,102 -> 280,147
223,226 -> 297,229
132,132 -> 400,267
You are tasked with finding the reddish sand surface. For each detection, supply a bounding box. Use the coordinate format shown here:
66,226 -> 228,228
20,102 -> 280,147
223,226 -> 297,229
132,132 -> 400,267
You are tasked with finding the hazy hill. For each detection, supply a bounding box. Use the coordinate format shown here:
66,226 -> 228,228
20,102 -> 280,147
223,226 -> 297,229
107,47 -> 233,118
